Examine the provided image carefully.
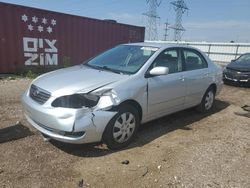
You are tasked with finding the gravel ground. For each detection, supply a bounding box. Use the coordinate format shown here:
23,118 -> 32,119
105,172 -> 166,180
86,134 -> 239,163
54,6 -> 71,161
0,78 -> 249,188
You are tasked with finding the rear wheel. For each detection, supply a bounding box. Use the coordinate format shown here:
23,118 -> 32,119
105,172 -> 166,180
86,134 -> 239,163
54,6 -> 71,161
103,105 -> 140,150
197,87 -> 215,113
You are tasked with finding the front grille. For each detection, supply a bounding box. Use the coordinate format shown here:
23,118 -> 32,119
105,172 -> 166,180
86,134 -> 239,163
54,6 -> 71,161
29,84 -> 51,104
225,69 -> 250,80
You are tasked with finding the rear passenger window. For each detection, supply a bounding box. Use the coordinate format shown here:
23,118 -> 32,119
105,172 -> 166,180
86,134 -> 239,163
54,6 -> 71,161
183,50 -> 208,71
152,49 -> 182,74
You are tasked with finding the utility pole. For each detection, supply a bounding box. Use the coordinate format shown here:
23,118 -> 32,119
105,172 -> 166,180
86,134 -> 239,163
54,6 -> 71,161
143,0 -> 162,41
163,20 -> 170,41
170,0 -> 188,41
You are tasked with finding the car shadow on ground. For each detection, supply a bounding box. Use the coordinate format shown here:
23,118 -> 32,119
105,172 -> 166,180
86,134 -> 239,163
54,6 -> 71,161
0,122 -> 34,144
224,81 -> 250,88
50,99 -> 230,157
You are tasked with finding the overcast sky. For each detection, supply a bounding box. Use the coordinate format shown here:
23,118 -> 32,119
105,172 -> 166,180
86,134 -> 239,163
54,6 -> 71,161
1,0 -> 250,42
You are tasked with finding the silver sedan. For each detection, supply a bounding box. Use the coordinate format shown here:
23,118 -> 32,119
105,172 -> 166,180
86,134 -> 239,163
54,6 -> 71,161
22,43 -> 223,149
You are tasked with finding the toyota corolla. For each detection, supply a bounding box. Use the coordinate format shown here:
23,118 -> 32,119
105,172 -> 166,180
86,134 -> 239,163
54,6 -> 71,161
22,43 -> 223,149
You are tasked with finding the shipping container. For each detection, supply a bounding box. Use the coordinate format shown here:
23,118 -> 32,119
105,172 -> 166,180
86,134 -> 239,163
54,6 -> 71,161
0,2 -> 145,73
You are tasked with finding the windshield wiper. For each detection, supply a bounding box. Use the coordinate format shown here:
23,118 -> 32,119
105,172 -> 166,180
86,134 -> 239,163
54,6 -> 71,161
85,64 -> 127,74
99,66 -> 123,74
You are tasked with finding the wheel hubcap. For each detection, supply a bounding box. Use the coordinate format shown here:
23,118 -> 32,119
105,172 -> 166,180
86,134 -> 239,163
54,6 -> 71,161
205,91 -> 214,110
113,112 -> 136,143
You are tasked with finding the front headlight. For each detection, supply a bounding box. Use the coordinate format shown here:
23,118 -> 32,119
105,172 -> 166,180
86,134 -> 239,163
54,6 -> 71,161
51,93 -> 99,108
51,89 -> 120,110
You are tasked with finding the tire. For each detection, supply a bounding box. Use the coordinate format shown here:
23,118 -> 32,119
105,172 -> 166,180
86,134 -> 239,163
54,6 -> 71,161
103,105 -> 140,150
196,86 -> 215,113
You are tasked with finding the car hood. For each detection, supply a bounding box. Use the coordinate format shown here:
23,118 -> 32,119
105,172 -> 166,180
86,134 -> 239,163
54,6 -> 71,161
32,65 -> 128,96
227,61 -> 250,72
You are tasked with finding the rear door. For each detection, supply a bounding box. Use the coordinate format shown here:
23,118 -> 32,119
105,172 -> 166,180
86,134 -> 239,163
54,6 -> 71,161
181,48 -> 210,107
147,48 -> 186,118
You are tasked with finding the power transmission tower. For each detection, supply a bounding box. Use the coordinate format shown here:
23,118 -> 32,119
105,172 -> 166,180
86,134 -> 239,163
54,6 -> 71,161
163,20 -> 170,41
170,0 -> 188,41
143,0 -> 161,41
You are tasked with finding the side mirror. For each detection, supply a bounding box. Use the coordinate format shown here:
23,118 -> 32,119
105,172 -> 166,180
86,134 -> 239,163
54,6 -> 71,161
231,59 -> 236,62
146,66 -> 169,78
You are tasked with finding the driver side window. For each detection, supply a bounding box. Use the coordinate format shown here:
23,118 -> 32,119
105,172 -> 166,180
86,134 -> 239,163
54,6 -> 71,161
152,49 -> 182,74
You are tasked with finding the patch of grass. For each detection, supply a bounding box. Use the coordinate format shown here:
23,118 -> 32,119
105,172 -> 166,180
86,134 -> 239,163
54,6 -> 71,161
63,56 -> 72,68
25,70 -> 38,79
0,74 -> 22,81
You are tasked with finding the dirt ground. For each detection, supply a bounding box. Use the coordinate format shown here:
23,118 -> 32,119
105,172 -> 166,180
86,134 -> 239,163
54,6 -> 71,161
0,78 -> 249,188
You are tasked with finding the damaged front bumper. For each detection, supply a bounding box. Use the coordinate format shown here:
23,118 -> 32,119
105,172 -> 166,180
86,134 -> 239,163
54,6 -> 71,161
21,91 -> 117,144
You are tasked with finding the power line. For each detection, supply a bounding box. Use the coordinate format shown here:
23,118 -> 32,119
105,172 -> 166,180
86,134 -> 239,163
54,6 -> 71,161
163,19 -> 170,41
143,0 -> 162,41
170,0 -> 188,41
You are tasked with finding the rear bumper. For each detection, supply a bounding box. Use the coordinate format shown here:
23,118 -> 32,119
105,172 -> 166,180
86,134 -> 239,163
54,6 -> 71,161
22,90 -> 117,144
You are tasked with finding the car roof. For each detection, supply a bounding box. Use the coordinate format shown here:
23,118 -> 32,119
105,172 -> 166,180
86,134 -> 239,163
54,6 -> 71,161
125,42 -> 196,50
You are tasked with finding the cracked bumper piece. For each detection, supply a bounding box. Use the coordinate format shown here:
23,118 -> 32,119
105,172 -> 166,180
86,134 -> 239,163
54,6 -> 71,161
22,92 -> 117,144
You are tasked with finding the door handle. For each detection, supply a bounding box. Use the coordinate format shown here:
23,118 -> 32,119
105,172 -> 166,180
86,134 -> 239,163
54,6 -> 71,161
202,73 -> 209,78
179,76 -> 185,81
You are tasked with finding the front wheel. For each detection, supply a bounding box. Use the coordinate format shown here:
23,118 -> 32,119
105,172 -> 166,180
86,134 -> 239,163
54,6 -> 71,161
196,87 -> 215,113
102,105 -> 140,150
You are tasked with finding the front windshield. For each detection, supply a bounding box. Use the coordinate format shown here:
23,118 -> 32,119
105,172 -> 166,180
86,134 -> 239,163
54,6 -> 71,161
86,45 -> 159,74
237,54 -> 250,64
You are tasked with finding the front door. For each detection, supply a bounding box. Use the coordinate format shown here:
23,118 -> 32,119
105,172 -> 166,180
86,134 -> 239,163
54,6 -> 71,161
147,48 -> 186,118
